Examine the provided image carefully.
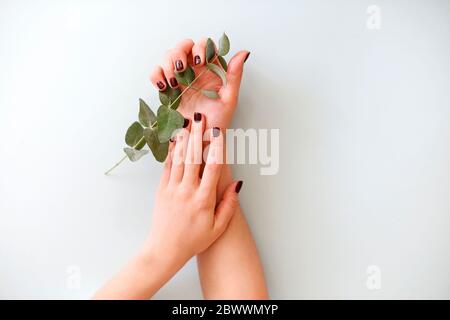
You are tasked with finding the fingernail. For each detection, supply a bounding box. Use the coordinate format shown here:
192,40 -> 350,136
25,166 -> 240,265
194,55 -> 201,65
244,52 -> 251,63
235,181 -> 243,193
169,138 -> 174,142
212,127 -> 220,137
175,60 -> 183,71
194,112 -> 201,122
183,118 -> 189,128
169,77 -> 178,87
157,81 -> 165,90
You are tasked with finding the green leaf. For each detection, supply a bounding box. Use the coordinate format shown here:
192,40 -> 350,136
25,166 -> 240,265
206,63 -> 227,86
157,105 -> 185,143
123,147 -> 149,162
201,89 -> 219,99
206,38 -> 216,63
218,33 -> 230,56
218,56 -> 228,71
175,65 -> 195,86
125,121 -> 144,148
144,128 -> 169,162
135,138 -> 146,150
159,86 -> 182,109
138,99 -> 156,127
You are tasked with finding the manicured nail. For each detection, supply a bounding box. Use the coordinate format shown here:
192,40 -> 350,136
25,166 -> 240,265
235,181 -> 243,193
169,77 -> 178,87
212,127 -> 220,138
194,55 -> 201,65
169,138 -> 174,142
194,112 -> 201,122
157,81 -> 165,90
175,60 -> 183,71
244,52 -> 251,63
183,118 -> 189,128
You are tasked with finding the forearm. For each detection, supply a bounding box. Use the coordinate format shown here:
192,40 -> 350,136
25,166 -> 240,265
93,247 -> 184,300
197,165 -> 268,299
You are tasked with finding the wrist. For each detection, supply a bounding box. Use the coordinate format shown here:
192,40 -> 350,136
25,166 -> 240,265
137,242 -> 188,277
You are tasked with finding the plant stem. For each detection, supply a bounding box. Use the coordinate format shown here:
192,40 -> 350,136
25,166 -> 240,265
104,155 -> 127,176
105,56 -> 219,175
104,136 -> 146,175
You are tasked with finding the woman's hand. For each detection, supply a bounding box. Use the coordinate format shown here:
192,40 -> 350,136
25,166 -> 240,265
149,38 -> 250,130
94,113 -> 242,300
143,112 -> 241,269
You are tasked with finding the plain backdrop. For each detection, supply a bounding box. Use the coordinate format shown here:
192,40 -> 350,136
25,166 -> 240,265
1,0 -> 449,299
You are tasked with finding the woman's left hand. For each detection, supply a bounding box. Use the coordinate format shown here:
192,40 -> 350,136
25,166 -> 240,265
94,113 -> 241,300
143,112 -> 241,269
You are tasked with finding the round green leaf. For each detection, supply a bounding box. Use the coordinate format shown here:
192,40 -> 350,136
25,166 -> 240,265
157,105 -> 185,143
206,63 -> 227,86
218,33 -> 230,56
201,89 -> 219,99
123,147 -> 149,162
206,38 -> 216,63
144,128 -> 169,162
159,86 -> 182,109
139,99 -> 156,127
125,121 -> 144,147
175,65 -> 195,86
218,56 -> 228,71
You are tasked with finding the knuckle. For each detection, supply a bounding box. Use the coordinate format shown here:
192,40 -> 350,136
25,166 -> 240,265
176,185 -> 191,199
229,196 -> 239,207
196,192 -> 213,210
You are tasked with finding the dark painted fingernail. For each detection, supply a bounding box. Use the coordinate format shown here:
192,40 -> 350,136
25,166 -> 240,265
194,112 -> 201,122
244,52 -> 251,63
157,81 -> 165,90
235,181 -> 243,193
194,55 -> 201,65
183,118 -> 189,128
212,127 -> 220,137
169,77 -> 178,87
169,138 -> 174,142
175,60 -> 183,71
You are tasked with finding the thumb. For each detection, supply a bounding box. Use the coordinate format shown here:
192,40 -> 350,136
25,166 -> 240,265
213,181 -> 243,238
220,51 -> 250,105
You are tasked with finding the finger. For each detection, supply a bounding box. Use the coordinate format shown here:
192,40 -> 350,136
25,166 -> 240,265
200,126 -> 224,193
172,48 -> 188,74
183,112 -> 205,184
159,140 -> 175,187
150,65 -> 167,91
169,128 -> 190,184
173,38 -> 194,72
213,181 -> 242,238
162,50 -> 179,88
219,51 -> 250,105
191,37 -> 207,67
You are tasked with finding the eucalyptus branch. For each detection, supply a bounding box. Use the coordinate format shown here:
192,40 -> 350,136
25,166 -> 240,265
105,136 -> 146,175
105,33 -> 230,175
